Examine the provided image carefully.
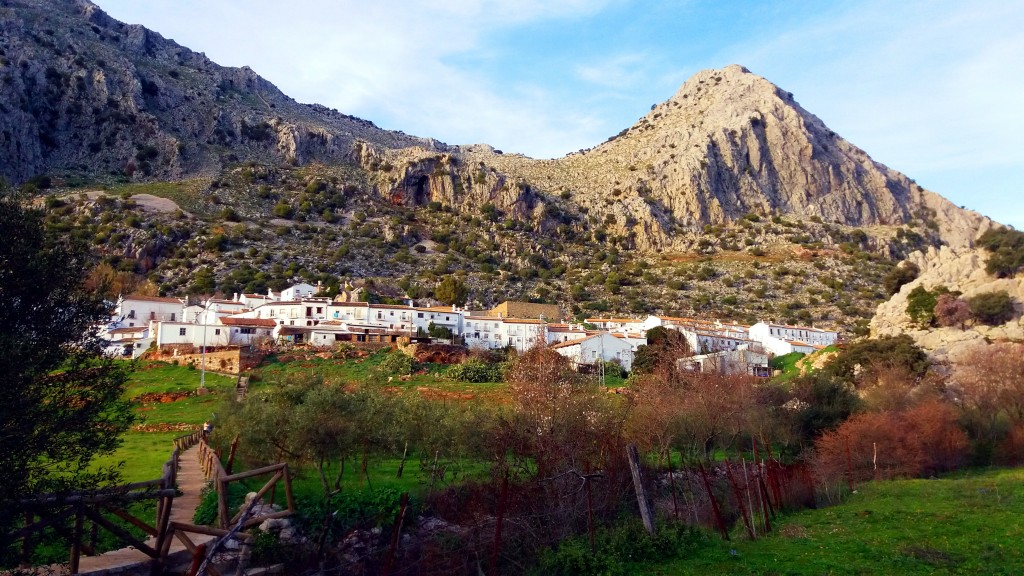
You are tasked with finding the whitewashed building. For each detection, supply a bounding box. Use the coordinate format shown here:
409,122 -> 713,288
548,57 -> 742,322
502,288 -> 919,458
281,283 -> 319,301
217,317 -> 277,346
103,326 -> 152,358
113,295 -> 183,327
153,321 -> 230,348
551,332 -> 635,372
748,322 -> 837,356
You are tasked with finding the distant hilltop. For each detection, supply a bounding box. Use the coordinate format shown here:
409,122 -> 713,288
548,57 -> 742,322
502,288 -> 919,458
1,0 -> 992,251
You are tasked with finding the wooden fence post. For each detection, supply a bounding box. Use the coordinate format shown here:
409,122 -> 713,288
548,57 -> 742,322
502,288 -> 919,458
488,471 -> 510,576
627,444 -> 656,535
383,492 -> 410,576
724,460 -> 755,540
70,505 -> 84,574
698,463 -> 729,541
226,434 -> 240,475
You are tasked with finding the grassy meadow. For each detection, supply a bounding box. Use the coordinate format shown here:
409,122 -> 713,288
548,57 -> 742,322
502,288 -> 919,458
645,467 -> 1024,575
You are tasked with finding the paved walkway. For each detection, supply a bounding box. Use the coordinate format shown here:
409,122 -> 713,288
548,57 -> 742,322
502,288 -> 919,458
75,444 -> 214,575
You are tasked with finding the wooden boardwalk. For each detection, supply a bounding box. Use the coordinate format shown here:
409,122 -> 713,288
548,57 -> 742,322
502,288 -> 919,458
74,445 -> 214,575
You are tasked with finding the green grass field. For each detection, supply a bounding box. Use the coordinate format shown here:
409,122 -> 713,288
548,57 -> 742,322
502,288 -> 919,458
255,350 -> 509,400
647,467 -> 1024,575
92,362 -> 238,482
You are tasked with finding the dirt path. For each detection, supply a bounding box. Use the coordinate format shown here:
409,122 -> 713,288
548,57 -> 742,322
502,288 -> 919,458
74,444 -> 214,575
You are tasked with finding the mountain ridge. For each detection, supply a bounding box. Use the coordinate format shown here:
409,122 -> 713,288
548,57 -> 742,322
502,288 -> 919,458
0,0 -> 994,253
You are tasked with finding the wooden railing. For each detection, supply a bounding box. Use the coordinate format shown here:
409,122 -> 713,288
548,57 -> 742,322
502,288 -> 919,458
12,452 -> 180,574
9,431 -> 292,576
170,438 -> 294,576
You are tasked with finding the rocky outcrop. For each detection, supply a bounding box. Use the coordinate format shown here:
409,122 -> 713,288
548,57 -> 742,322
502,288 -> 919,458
0,0 -> 444,183
450,65 -> 991,249
870,245 -> 1024,362
0,1 -> 992,252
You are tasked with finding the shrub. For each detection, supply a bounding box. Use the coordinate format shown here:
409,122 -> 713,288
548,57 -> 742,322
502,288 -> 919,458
219,207 -> 240,222
536,521 -> 703,576
934,293 -> 971,328
882,261 -> 920,295
378,350 -> 413,376
977,227 -> 1024,278
967,291 -> 1015,325
447,358 -> 503,383
814,401 -> 968,488
823,335 -> 929,384
905,285 -> 941,327
240,120 -> 273,141
272,201 -> 294,219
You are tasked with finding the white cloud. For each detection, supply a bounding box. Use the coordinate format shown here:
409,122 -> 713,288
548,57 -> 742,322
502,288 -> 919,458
576,53 -> 652,88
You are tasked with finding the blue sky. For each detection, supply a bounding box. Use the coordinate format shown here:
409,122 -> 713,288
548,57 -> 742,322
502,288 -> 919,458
98,0 -> 1024,228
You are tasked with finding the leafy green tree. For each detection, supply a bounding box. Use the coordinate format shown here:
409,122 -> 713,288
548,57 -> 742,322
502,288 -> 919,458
905,285 -> 941,327
427,322 -> 453,340
789,373 -> 861,442
967,291 -> 1016,325
632,326 -> 691,375
434,277 -> 468,306
189,266 -> 217,295
0,194 -> 133,542
977,227 -> 1024,278
882,261 -> 920,295
823,335 -> 930,385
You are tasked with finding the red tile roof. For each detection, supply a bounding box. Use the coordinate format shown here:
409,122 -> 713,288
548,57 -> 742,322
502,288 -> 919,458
122,295 -> 181,304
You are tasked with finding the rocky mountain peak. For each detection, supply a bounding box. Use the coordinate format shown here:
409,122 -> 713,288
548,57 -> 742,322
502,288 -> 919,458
0,1 -> 993,254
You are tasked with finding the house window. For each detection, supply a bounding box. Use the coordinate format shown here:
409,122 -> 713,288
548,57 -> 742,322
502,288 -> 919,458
178,328 -> 186,336
215,329 -> 221,335
418,313 -> 424,318
240,328 -> 255,334
128,310 -> 136,319
316,307 -> 323,314
306,307 -> 312,317
171,313 -> 176,321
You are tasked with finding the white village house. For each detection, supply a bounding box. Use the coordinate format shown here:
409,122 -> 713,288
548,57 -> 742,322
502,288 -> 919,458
747,321 -> 838,356
112,295 -> 183,327
551,332 -> 635,372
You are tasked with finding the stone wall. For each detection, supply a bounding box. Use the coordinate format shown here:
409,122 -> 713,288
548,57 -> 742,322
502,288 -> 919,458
146,346 -> 264,374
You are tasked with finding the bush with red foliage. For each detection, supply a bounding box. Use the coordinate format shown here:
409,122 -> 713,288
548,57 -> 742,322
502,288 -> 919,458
813,401 -> 968,489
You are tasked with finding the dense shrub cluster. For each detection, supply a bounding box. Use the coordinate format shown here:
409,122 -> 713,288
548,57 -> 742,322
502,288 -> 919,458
977,227 -> 1024,278
446,358 -> 503,383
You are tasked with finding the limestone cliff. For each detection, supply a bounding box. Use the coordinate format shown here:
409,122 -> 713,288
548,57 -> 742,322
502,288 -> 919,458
0,1 -> 992,252
0,0 -> 444,183
432,65 -> 991,249
870,245 -> 1024,361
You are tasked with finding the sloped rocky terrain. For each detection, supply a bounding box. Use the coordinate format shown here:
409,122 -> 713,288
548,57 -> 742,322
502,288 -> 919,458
1,0 -> 1000,332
